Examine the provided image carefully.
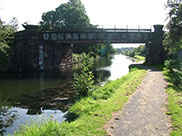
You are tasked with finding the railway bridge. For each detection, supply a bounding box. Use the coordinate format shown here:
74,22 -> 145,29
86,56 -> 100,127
14,25 -> 164,71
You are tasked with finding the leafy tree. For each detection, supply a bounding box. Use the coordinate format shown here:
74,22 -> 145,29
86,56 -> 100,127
40,0 -> 92,30
117,45 -> 146,58
163,0 -> 182,88
73,43 -> 115,58
40,11 -> 58,30
9,17 -> 19,30
135,45 -> 146,56
163,0 -> 182,55
0,18 -> 17,71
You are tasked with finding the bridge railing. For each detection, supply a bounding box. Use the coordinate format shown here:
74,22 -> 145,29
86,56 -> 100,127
42,28 -> 152,33
99,28 -> 151,33
41,25 -> 152,33
96,25 -> 152,32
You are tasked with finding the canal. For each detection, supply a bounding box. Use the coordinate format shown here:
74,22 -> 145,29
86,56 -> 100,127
0,54 -> 133,135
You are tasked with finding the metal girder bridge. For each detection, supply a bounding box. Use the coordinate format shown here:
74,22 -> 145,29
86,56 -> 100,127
42,28 -> 152,44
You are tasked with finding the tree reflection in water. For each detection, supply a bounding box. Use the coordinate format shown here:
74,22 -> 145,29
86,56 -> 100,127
0,100 -> 17,135
94,70 -> 111,85
19,82 -> 74,115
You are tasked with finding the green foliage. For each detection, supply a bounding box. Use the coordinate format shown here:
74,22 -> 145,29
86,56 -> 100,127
163,66 -> 182,136
116,45 -> 146,62
13,120 -> 62,136
91,75 -> 132,100
163,0 -> 182,89
134,55 -> 145,62
100,43 -> 116,57
163,32 -> 181,55
165,59 -> 182,88
0,20 -> 12,52
117,45 -> 146,58
0,18 -> 17,71
164,0 -> 182,55
73,53 -> 94,99
40,0 -> 92,30
9,17 -> 19,30
166,0 -> 182,42
72,53 -> 88,64
73,43 -> 115,58
116,47 -> 133,55
13,66 -> 146,136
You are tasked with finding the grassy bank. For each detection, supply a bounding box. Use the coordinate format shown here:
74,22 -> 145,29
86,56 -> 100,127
13,66 -> 146,136
163,69 -> 182,136
134,55 -> 145,62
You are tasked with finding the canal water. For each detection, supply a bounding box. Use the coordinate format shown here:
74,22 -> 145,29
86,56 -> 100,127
0,54 -> 133,135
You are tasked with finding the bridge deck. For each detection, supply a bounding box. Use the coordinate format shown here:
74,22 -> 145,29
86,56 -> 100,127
42,28 -> 152,44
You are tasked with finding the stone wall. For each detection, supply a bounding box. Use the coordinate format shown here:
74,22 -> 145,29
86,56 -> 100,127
145,25 -> 165,65
13,25 -> 73,72
13,26 -> 40,72
43,41 -> 73,71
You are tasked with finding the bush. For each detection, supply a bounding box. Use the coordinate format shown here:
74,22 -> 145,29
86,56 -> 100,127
73,53 -> 95,99
165,59 -> 182,88
72,53 -> 88,64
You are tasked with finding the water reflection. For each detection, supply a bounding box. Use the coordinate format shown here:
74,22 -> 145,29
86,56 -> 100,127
93,57 -> 112,70
107,55 -> 133,80
20,82 -> 73,115
94,70 -> 111,84
0,101 -> 17,135
0,54 -> 132,135
0,73 -> 73,135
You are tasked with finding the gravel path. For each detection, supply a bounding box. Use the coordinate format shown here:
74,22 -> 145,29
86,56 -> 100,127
105,68 -> 171,136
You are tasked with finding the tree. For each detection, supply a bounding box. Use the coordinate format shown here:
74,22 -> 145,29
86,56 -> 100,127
117,45 -> 146,58
0,18 -> 17,71
164,0 -> 182,55
40,0 -> 92,30
163,0 -> 182,88
9,17 -> 19,31
40,10 -> 59,30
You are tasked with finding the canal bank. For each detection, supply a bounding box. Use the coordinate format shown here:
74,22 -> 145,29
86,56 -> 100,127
12,64 -> 147,136
0,54 -> 133,135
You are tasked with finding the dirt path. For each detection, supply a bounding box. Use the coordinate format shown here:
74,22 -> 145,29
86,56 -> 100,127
105,68 -> 171,136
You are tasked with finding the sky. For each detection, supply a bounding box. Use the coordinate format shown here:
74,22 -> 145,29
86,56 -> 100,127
0,0 -> 168,47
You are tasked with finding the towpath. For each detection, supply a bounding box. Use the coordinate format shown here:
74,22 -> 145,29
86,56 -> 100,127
105,66 -> 171,136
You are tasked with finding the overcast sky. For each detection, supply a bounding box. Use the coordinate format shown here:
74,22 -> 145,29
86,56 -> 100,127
0,0 -> 168,47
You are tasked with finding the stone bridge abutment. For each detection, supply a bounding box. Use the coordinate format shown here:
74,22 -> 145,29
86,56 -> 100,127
145,25 -> 164,64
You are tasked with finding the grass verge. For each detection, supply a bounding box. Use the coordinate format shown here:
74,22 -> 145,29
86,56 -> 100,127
134,55 -> 145,62
12,66 -> 146,136
163,68 -> 182,136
